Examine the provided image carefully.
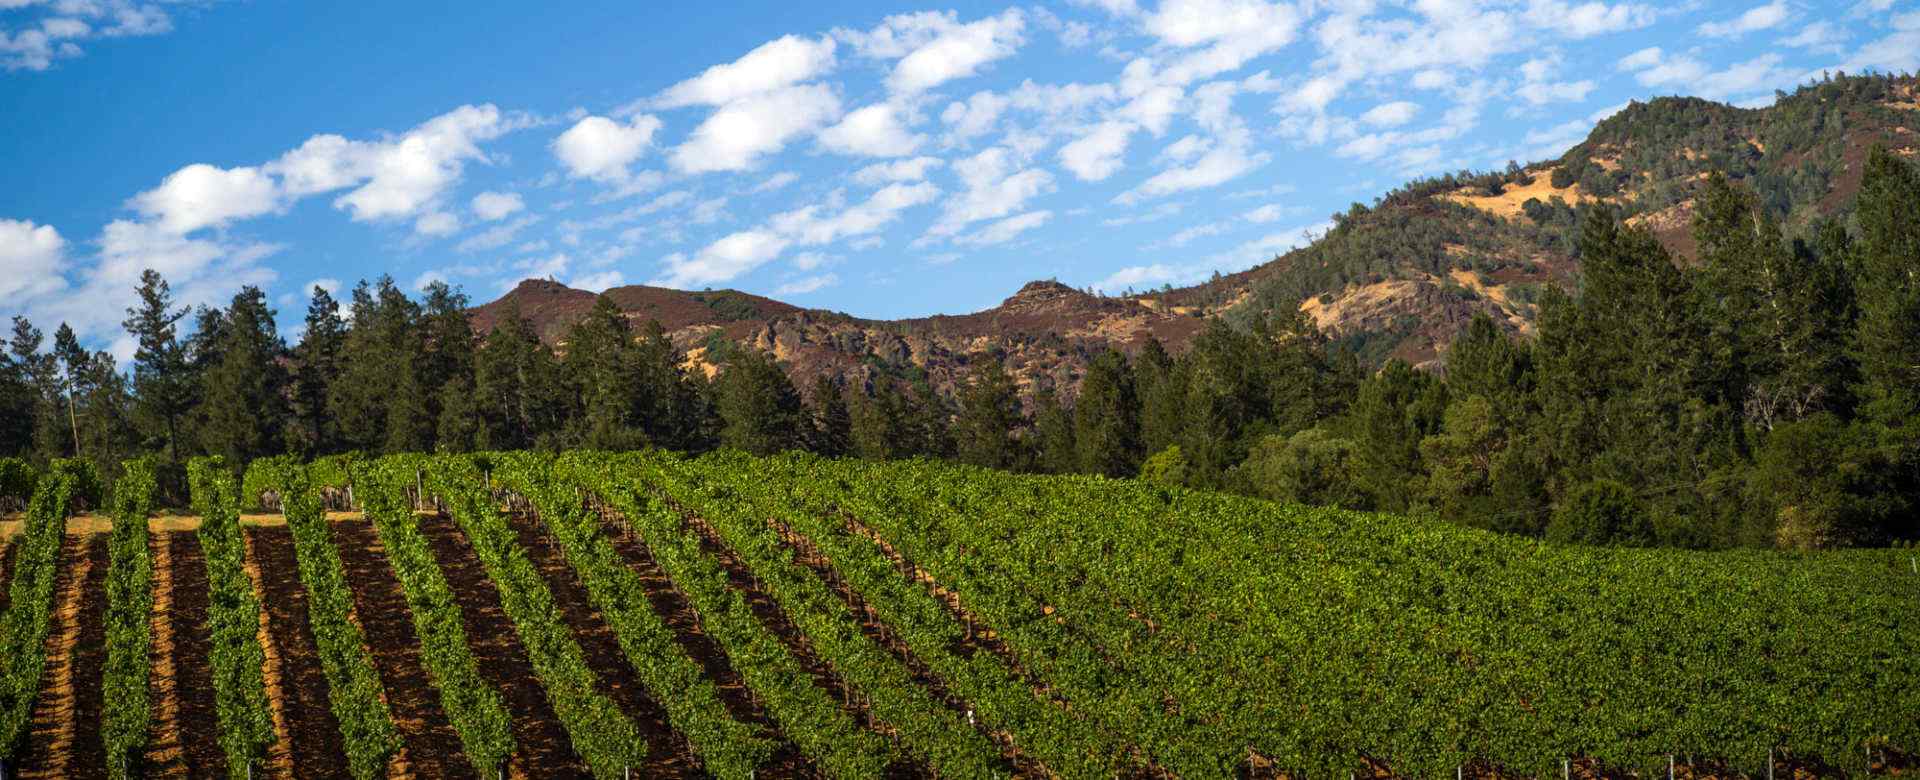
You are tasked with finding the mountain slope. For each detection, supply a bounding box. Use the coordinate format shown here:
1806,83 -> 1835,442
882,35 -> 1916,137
471,73 -> 1920,393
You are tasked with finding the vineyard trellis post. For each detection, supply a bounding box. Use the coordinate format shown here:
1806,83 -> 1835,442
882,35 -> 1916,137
1768,748 -> 1774,780
1668,754 -> 1674,780
1562,758 -> 1569,780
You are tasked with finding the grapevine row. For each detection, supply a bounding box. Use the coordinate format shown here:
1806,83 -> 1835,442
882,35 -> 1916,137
726,451 -> 1137,779
101,458 -> 156,779
632,453 -> 1007,779
573,452 -> 894,779
0,460 -> 86,763
246,457 -> 401,780
420,454 -> 648,779
349,456 -> 515,777
188,456 -> 276,780
490,452 -> 774,779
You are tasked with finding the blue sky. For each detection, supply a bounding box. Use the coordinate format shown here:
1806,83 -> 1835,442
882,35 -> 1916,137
3,0 -> 1916,359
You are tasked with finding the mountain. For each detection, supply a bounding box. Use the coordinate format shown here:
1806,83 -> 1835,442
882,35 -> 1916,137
471,73 -> 1920,395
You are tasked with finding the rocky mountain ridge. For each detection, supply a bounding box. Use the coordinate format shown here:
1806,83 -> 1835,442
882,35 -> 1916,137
470,74 -> 1920,397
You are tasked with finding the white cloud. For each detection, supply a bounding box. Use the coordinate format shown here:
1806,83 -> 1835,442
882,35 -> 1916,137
818,103 -> 924,157
954,210 -> 1051,246
793,251 -> 836,271
772,181 -> 940,245
0,0 -> 183,71
1699,1 -> 1789,38
852,156 -> 945,186
839,9 -> 1028,95
326,104 -> 515,223
414,211 -> 459,237
553,114 -> 663,182
669,84 -> 842,173
750,172 -> 800,193
471,191 -> 524,221
1154,220 -> 1229,248
456,215 -> 541,253
0,218 -> 67,300
1830,14 -> 1920,74
774,273 -> 839,295
1140,0 -> 1302,85
1619,48 -> 1794,100
570,270 -> 625,292
1115,127 -> 1267,205
928,146 -> 1055,237
690,196 -> 730,224
1058,121 -> 1135,181
1360,101 -> 1419,128
940,90 -> 1008,144
651,35 -> 838,108
128,163 -> 279,234
1242,203 -> 1288,223
1095,220 -> 1326,293
1524,1 -> 1656,38
1779,21 -> 1846,52
657,229 -> 791,288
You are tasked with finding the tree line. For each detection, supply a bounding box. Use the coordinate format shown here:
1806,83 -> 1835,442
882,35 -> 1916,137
3,150 -> 1916,550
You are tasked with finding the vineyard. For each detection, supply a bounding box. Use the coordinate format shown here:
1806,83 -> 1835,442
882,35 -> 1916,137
0,451 -> 1912,780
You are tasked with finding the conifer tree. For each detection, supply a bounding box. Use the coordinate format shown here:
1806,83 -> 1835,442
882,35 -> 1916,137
1849,147 -> 1920,426
953,358 -> 1023,470
713,349 -> 808,455
1074,350 -> 1140,477
9,317 -> 64,464
198,287 -> 290,464
0,345 -> 32,457
473,303 -> 564,451
52,323 -> 87,457
808,375 -> 852,457
1345,359 -> 1447,511
849,379 -> 908,461
122,269 -> 194,463
562,296 -> 645,449
1031,385 -> 1078,474
290,284 -> 347,456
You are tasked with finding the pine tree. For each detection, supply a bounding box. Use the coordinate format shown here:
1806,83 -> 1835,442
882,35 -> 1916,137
52,323 -> 87,458
905,379 -> 953,459
632,319 -> 704,450
1031,385 -> 1078,474
0,344 -> 32,457
1135,336 -> 1184,456
421,282 -> 477,450
1074,350 -> 1140,477
198,287 -> 291,464
713,349 -> 808,455
849,379 -> 908,461
473,303 -> 565,451
290,285 -> 347,456
1850,147 -> 1920,425
9,318 -> 64,464
1344,360 -> 1447,511
953,358 -> 1023,470
561,296 -> 645,449
808,375 -> 852,457
122,269 -> 194,463
1444,314 -> 1530,413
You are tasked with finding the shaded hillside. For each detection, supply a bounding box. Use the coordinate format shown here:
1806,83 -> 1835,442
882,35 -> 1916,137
471,73 -> 1920,388
473,277 -> 1212,401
